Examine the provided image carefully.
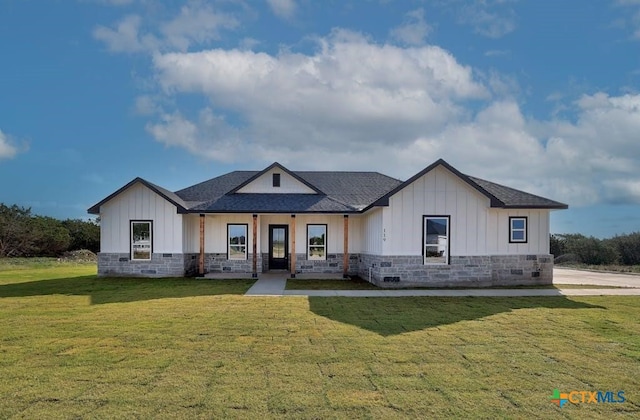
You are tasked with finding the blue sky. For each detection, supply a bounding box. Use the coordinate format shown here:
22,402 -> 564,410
1,0 -> 639,237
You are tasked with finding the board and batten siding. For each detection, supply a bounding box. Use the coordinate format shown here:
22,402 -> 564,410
361,208 -> 383,255
293,214 -> 362,254
182,215 -> 200,254
100,182 -> 183,253
382,165 -> 551,256
194,214 -> 257,254
487,209 -> 550,254
236,168 -> 316,194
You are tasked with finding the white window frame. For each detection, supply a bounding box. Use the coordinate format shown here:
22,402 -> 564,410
509,217 -> 528,243
423,216 -> 450,265
307,224 -> 327,261
228,224 -> 248,260
131,220 -> 152,261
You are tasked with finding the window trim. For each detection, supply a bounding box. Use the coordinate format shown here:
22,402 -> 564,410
307,224 -> 327,261
509,216 -> 528,244
422,215 -> 450,265
273,173 -> 281,187
130,220 -> 153,261
227,223 -> 249,260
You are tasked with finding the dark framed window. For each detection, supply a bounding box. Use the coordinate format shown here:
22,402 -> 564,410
307,224 -> 327,260
228,224 -> 248,260
131,220 -> 152,260
509,217 -> 528,243
423,216 -> 449,265
273,173 -> 281,187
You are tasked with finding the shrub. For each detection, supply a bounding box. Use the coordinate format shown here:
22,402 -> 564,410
609,232 -> 640,266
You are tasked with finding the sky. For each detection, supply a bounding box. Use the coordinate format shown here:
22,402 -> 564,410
1,0 -> 639,238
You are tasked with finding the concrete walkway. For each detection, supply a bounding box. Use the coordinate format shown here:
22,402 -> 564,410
244,268 -> 640,297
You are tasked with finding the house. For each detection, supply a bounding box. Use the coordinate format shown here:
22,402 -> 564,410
87,159 -> 567,287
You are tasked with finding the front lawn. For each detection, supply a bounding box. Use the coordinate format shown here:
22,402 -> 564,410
1,263 -> 639,418
286,278 -> 626,290
286,277 -> 380,290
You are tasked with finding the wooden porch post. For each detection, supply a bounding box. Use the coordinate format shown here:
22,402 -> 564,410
199,214 -> 205,275
252,214 -> 258,278
343,215 -> 349,278
290,214 -> 296,278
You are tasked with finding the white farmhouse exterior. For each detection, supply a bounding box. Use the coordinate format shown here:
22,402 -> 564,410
89,159 -> 567,287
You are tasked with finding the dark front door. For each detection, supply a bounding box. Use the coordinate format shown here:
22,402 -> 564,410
269,225 -> 288,270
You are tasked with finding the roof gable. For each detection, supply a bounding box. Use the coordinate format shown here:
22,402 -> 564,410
229,163 -> 322,195
88,159 -> 567,215
362,159 -> 568,211
87,177 -> 187,214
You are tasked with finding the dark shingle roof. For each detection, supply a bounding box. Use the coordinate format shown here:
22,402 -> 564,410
467,176 -> 568,209
295,172 -> 403,210
174,171 -> 256,208
190,194 -> 357,213
88,159 -> 567,214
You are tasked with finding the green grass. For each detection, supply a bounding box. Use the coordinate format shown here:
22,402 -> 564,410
0,257 -> 96,271
287,278 -> 626,290
1,264 -> 639,418
287,278 -> 381,290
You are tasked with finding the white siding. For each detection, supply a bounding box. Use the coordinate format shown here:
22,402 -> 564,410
485,209 -> 550,254
236,168 -> 317,194
362,208 -> 383,255
382,165 -> 551,256
294,214 -> 362,254
255,214 -> 361,255
182,215 -> 200,253
202,214 -> 257,254
100,182 -> 183,253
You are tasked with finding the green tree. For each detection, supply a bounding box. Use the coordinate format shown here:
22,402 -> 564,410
549,234 -> 565,258
0,204 -> 34,257
560,233 -> 618,265
62,218 -> 100,253
609,232 -> 640,266
28,216 -> 71,256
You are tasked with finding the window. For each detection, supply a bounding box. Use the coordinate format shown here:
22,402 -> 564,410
228,224 -> 248,260
307,224 -> 327,260
509,217 -> 528,243
273,173 -> 281,187
131,221 -> 152,260
423,216 -> 449,265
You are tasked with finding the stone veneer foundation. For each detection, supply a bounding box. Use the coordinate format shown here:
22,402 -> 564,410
98,253 -> 188,277
356,254 -> 553,288
98,252 -> 553,287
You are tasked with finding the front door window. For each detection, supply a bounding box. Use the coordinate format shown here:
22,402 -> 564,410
269,225 -> 288,270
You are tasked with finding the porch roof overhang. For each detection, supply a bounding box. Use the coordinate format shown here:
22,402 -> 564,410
186,193 -> 359,213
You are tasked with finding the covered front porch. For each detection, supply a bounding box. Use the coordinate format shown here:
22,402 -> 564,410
188,213 -> 358,278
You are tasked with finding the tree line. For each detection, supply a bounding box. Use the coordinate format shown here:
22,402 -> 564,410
0,203 -> 99,257
551,233 -> 640,266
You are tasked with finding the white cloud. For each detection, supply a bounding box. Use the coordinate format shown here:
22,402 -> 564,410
149,30 -> 488,160
0,130 -> 19,160
93,2 -> 239,53
267,0 -> 297,20
391,8 -> 431,46
160,1 -> 239,51
614,0 -> 640,40
144,27 -> 640,207
444,0 -> 517,38
93,15 -> 156,53
145,109 -> 244,162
